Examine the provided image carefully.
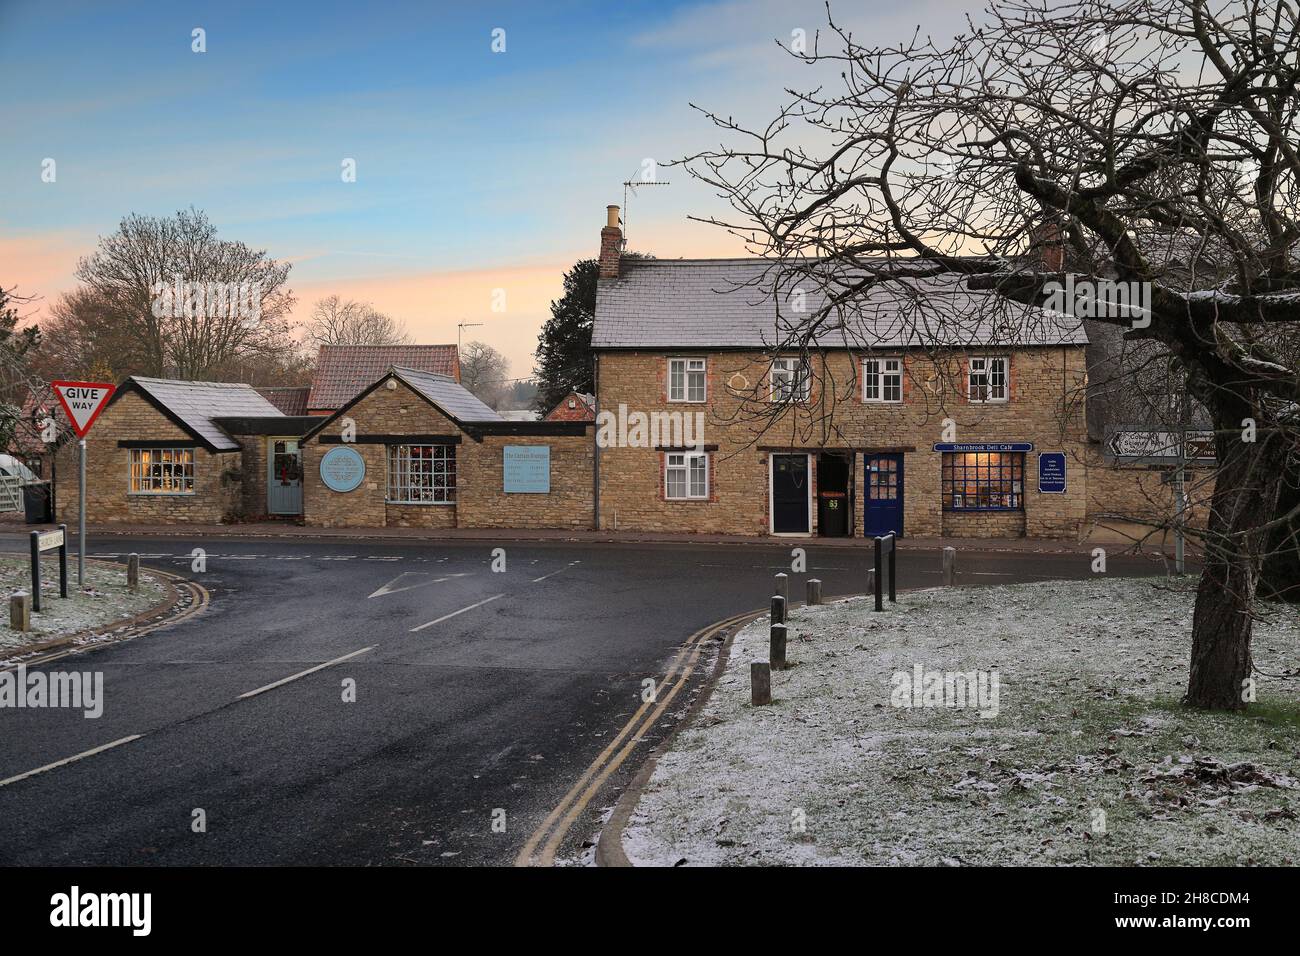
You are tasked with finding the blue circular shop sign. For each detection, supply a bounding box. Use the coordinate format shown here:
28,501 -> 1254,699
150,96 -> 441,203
320,445 -> 365,493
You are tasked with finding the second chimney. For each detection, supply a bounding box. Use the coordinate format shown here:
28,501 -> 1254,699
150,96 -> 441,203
599,205 -> 622,279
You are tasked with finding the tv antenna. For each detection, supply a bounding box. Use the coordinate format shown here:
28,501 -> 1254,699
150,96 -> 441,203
621,172 -> 670,246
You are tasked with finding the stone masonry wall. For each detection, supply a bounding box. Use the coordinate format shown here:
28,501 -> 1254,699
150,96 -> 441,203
54,391 -> 240,525
595,347 -> 1091,538
301,376 -> 593,530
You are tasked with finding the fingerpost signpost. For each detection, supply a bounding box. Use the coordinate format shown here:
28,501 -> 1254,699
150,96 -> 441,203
51,380 -> 116,586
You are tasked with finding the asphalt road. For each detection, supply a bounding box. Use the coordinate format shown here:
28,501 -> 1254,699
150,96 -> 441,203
0,534 -> 1174,866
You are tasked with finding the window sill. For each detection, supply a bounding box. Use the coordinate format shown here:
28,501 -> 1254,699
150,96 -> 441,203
385,500 -> 456,506
667,398 -> 707,404
128,492 -> 196,497
943,507 -> 1023,513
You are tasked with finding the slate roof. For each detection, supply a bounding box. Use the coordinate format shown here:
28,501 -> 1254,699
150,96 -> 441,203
254,386 -> 311,416
308,344 -> 460,411
592,258 -> 1089,350
390,367 -> 503,423
129,377 -> 283,451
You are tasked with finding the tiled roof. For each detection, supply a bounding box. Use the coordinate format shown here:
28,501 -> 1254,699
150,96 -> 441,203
592,258 -> 1089,350
390,367 -> 504,423
308,344 -> 460,410
130,377 -> 282,451
255,386 -> 311,416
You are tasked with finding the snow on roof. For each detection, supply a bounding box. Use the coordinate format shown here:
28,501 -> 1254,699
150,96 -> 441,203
130,377 -> 283,451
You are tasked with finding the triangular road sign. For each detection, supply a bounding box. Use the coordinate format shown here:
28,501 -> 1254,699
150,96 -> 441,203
51,380 -> 116,438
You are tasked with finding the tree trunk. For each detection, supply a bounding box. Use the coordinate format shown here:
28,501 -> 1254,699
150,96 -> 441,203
1185,425 -> 1288,710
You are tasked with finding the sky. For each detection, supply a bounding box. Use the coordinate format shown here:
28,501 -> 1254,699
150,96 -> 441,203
0,0 -> 976,382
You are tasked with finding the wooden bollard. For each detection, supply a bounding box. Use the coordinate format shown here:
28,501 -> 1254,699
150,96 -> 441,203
751,662 -> 771,705
127,553 -> 140,593
807,578 -> 822,605
770,594 -> 786,625
770,622 -> 787,670
942,547 -> 956,586
774,572 -> 788,601
10,592 -> 31,632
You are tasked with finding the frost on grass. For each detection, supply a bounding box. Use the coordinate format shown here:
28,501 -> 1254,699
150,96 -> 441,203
624,578 -> 1300,866
0,556 -> 166,655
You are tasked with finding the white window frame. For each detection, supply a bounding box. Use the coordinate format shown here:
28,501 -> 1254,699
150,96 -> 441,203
386,444 -> 456,504
863,357 -> 903,403
968,356 -> 1009,403
668,357 -> 707,403
128,446 -> 195,495
770,356 -> 811,402
664,451 -> 709,500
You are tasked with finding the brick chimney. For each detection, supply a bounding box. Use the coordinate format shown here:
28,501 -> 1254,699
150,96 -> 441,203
598,205 -> 622,279
1029,221 -> 1064,273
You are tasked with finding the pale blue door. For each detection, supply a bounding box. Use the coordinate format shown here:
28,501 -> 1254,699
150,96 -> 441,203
268,439 -> 303,515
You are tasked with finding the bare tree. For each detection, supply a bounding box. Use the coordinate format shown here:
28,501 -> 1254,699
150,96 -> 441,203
458,341 -> 511,409
305,295 -> 412,347
72,208 -> 295,379
679,0 -> 1300,710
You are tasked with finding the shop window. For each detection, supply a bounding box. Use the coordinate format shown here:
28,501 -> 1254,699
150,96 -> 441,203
665,451 -> 708,499
387,444 -> 456,504
129,447 -> 195,494
668,358 -> 706,402
863,358 -> 903,403
771,357 -> 811,402
941,452 -> 1023,510
968,356 -> 1008,402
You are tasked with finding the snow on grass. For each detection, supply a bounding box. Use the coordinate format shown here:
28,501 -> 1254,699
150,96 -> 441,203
0,556 -> 167,656
624,578 -> 1300,866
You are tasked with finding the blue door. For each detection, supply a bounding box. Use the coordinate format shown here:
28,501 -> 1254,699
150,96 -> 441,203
863,453 -> 904,537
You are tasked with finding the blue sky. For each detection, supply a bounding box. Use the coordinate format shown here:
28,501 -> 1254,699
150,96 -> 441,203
0,0 -> 971,375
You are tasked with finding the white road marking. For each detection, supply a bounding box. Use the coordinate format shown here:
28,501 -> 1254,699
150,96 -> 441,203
238,646 -> 374,700
0,735 -> 144,789
532,561 -> 580,583
410,594 -> 504,632
368,572 -> 472,599
364,555 -> 402,562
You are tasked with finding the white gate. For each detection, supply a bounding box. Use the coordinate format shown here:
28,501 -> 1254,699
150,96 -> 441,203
0,475 -> 22,512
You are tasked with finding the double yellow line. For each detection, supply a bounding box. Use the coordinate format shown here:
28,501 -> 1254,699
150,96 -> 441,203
515,608 -> 761,867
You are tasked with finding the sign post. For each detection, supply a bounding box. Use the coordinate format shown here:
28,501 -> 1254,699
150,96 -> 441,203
29,525 -> 68,613
51,380 -> 116,587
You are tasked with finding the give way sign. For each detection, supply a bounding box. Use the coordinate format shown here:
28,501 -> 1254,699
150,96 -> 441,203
51,380 -> 116,438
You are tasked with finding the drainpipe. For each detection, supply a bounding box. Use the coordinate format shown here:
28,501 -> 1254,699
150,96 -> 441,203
592,353 -> 601,531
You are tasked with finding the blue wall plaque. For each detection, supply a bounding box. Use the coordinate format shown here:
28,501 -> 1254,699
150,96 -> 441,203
503,445 -> 550,493
1038,452 -> 1067,494
320,445 -> 366,493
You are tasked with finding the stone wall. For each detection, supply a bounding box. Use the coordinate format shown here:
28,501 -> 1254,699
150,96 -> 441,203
595,347 -> 1092,538
301,375 -> 594,530
53,391 -> 240,525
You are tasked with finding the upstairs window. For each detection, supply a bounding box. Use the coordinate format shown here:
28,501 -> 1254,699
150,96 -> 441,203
668,358 -> 706,402
968,356 -> 1008,403
770,357 -> 811,402
863,358 -> 903,403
